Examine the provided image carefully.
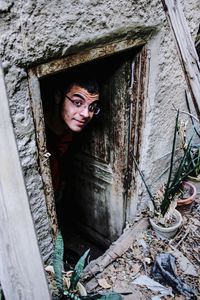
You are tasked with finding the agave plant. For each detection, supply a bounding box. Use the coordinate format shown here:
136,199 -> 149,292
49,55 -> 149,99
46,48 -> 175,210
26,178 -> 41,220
185,144 -> 200,178
53,231 -> 122,300
133,110 -> 197,218
182,91 -> 200,179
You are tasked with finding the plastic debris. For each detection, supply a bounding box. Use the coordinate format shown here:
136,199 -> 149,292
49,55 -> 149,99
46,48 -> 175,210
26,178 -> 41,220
133,275 -> 173,299
169,249 -> 198,277
152,253 -> 197,299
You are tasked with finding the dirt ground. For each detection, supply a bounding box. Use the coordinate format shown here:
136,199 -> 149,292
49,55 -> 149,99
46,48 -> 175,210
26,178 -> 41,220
81,181 -> 200,300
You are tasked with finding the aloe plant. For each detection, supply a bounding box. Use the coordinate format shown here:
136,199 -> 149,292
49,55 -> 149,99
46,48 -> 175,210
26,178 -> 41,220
160,135 -> 192,215
53,231 -> 122,300
54,230 -> 64,293
69,249 -> 90,291
133,110 -> 198,217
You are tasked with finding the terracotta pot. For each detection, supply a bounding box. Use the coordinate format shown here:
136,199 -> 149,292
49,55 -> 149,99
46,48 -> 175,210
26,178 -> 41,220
149,209 -> 182,239
177,181 -> 196,206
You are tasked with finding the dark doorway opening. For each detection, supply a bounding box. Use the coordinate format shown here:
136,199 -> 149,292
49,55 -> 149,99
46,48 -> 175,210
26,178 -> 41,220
39,47 -> 141,265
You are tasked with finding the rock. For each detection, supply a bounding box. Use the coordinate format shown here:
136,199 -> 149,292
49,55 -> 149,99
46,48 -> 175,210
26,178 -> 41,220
112,280 -> 146,300
169,249 -> 198,277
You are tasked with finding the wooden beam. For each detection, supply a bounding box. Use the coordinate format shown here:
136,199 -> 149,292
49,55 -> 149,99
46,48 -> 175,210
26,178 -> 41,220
83,218 -> 149,280
161,0 -> 200,120
0,62 -> 51,299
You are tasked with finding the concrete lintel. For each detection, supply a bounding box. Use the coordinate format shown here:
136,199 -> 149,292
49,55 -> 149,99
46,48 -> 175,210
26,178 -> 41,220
30,24 -> 158,78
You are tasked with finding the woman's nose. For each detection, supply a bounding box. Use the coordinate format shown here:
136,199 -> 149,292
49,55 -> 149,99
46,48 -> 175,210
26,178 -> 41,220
80,105 -> 90,118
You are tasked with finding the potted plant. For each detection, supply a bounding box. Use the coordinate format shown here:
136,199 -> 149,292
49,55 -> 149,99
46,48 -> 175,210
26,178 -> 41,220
175,119 -> 200,204
133,111 -> 196,239
182,91 -> 200,182
176,180 -> 196,206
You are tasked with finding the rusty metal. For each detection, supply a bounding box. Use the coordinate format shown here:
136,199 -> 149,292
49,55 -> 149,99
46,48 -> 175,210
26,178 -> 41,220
123,47 -> 147,201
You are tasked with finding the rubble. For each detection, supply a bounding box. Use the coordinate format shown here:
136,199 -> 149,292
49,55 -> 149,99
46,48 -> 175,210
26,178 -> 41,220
82,189 -> 200,299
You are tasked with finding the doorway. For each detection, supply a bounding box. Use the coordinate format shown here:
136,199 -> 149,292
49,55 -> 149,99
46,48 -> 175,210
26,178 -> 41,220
30,45 -> 147,262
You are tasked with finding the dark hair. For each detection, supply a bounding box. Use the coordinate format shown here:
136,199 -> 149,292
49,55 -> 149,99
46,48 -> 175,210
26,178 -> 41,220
42,78 -> 100,113
64,78 -> 99,95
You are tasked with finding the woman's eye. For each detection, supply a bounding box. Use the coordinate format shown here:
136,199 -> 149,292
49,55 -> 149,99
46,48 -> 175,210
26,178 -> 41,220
89,103 -> 97,111
73,100 -> 83,107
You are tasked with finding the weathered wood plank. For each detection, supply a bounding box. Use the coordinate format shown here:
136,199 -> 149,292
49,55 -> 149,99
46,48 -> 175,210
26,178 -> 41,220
83,218 -> 149,279
0,62 -> 51,299
28,69 -> 58,239
161,0 -> 200,119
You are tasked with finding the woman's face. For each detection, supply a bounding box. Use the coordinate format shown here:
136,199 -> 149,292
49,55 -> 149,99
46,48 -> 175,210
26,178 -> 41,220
61,85 -> 99,132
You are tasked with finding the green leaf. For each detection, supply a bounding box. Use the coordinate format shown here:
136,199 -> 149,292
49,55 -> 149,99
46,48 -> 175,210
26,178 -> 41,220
165,136 -> 197,202
189,145 -> 200,176
161,111 -> 179,216
64,290 -> 82,299
53,230 -> 64,292
70,249 -> 90,290
80,292 -> 122,300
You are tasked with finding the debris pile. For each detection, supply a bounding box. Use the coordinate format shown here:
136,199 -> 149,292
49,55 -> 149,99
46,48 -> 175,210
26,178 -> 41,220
82,195 -> 200,299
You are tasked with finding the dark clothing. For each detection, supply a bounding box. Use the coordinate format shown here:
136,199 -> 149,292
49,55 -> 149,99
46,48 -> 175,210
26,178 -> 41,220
46,127 -> 73,194
46,127 -> 80,265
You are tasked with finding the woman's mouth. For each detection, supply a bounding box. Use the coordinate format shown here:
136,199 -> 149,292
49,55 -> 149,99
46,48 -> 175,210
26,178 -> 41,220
74,119 -> 87,127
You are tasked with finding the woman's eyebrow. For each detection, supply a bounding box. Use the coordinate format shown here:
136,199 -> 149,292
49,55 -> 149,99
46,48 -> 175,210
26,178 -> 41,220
73,93 -> 85,100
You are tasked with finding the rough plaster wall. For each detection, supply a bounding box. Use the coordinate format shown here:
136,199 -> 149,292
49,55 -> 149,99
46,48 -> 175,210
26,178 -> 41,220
136,0 -> 200,212
0,2 -> 54,263
0,0 -> 200,244
1,0 -> 163,66
2,67 -> 53,263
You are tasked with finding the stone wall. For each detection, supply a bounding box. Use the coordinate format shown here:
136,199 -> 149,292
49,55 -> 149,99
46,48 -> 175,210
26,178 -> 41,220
0,0 -> 200,257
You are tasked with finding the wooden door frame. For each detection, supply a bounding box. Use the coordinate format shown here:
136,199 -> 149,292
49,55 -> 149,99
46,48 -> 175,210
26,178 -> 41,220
123,47 -> 148,223
28,28 -> 153,239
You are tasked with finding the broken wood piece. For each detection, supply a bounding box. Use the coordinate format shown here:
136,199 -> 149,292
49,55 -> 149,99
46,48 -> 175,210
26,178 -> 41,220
161,0 -> 200,120
83,218 -> 149,279
174,226 -> 190,249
